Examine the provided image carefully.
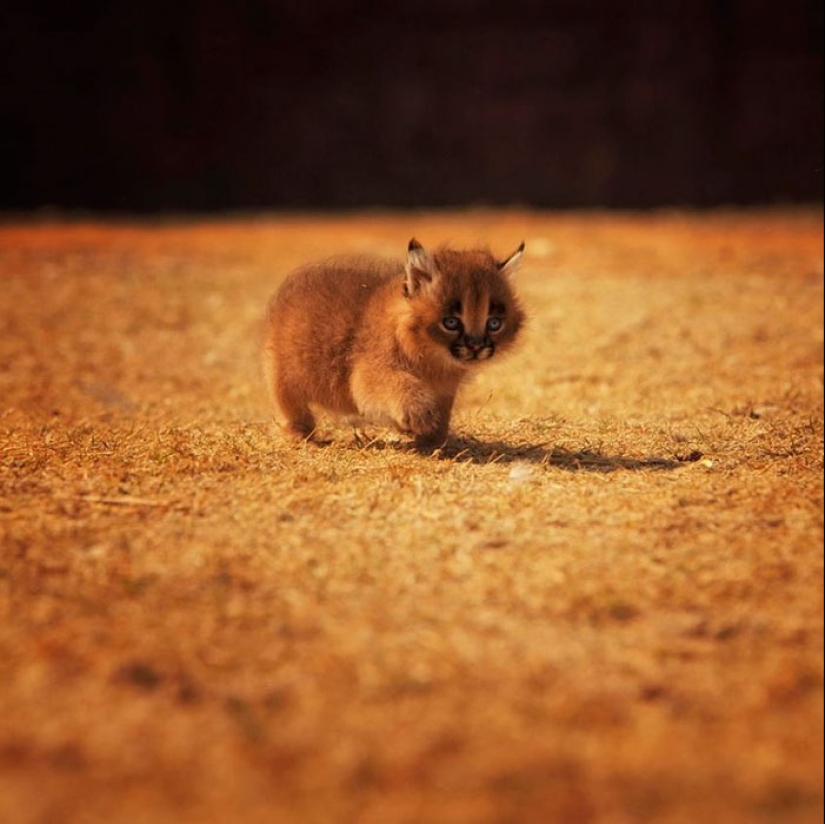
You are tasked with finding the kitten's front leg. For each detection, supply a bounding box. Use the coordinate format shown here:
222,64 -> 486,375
399,391 -> 454,446
351,366 -> 453,444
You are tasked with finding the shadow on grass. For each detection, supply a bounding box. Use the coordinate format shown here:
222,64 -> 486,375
359,434 -> 703,472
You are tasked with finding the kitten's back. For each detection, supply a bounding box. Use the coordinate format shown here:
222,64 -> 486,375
265,255 -> 402,416
269,257 -> 400,331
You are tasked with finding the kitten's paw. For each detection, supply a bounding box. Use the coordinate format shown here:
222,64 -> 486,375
283,420 -> 316,441
399,402 -> 443,439
412,431 -> 449,451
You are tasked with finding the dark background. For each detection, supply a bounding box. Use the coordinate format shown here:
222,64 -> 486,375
1,0 -> 822,211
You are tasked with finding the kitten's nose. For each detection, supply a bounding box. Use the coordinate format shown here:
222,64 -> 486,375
465,335 -> 485,351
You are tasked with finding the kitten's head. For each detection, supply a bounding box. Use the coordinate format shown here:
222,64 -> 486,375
399,239 -> 526,371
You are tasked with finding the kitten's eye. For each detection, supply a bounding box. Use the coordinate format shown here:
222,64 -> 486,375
486,317 -> 504,333
441,316 -> 462,332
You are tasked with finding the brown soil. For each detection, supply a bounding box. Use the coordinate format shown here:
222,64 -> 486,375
1,208 -> 823,824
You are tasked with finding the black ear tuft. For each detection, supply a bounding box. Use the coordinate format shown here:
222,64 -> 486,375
498,242 -> 525,274
408,238 -> 423,253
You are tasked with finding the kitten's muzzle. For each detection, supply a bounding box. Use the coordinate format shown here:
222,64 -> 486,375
451,337 -> 495,362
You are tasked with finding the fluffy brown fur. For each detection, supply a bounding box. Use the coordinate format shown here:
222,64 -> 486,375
263,239 -> 526,444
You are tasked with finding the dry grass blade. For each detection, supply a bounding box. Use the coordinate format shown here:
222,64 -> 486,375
55,494 -> 181,509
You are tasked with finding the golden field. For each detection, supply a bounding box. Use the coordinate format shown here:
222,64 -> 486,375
0,208 -> 823,823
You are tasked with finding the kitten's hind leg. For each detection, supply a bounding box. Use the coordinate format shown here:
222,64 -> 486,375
263,347 -> 316,440
270,377 -> 316,441
274,389 -> 316,440
283,414 -> 316,440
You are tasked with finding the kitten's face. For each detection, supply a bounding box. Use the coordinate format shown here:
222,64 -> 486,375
428,287 -> 514,365
401,244 -> 525,371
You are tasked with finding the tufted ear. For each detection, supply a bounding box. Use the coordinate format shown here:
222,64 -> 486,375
405,238 -> 437,296
498,242 -> 525,276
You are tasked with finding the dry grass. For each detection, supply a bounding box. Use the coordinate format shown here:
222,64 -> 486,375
0,208 -> 823,824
